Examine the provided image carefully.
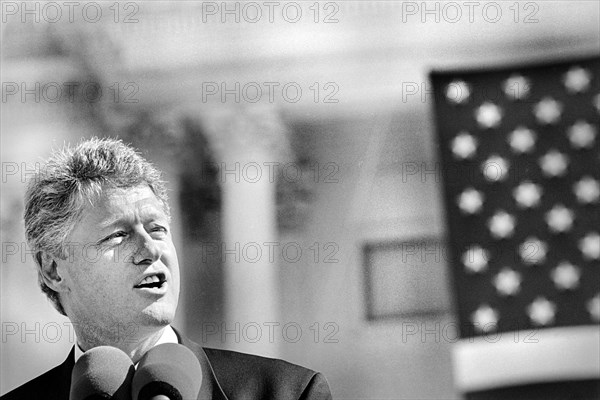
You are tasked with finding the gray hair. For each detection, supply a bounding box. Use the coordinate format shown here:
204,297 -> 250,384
24,137 -> 170,315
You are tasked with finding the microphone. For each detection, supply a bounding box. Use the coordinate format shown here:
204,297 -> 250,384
132,343 -> 202,400
70,346 -> 135,400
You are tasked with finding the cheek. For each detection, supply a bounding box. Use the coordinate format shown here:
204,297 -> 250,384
163,245 -> 180,288
66,256 -> 128,294
167,247 -> 180,276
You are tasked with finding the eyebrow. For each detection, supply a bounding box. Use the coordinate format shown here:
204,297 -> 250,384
98,209 -> 167,230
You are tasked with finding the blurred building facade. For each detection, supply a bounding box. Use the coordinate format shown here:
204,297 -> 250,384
1,2 -> 599,398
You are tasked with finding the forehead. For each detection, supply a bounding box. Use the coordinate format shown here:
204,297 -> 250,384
99,186 -> 162,213
80,185 -> 166,227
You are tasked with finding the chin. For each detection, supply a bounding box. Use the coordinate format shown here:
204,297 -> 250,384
140,303 -> 177,326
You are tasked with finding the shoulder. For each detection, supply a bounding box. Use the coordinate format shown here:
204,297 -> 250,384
1,348 -> 73,400
1,364 -> 66,400
203,347 -> 313,378
203,348 -> 332,400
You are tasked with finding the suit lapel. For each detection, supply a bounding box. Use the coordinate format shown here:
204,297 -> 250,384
57,347 -> 75,400
174,329 -> 229,400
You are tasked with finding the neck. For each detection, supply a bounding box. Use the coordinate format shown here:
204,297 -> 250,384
74,323 -> 167,364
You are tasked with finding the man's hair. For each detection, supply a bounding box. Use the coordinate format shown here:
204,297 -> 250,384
24,137 -> 170,315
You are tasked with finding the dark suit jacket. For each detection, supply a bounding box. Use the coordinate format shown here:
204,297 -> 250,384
1,330 -> 332,400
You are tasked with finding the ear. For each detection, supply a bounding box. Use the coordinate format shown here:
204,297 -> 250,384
37,251 -> 68,293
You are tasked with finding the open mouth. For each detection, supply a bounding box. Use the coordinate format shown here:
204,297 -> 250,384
134,273 -> 167,289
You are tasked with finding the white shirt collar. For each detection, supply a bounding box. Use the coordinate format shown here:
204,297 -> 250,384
73,325 -> 179,366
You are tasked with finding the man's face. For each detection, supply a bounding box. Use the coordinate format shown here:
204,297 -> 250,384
55,185 -> 180,341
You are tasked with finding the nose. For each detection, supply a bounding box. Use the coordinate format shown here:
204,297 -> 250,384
132,230 -> 162,265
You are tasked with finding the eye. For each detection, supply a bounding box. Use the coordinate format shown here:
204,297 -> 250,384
101,231 -> 128,244
149,225 -> 168,237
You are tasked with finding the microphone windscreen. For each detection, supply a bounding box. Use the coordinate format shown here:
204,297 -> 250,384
132,343 -> 202,400
70,346 -> 135,400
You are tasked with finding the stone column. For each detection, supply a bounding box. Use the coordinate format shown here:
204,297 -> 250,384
202,106 -> 291,357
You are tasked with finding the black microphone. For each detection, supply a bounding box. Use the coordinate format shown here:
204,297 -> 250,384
132,343 -> 202,400
70,346 -> 135,400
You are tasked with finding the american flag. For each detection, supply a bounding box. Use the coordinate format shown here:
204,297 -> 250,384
431,56 -> 599,398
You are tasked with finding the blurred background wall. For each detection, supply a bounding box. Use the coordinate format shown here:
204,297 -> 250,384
1,1 -> 599,398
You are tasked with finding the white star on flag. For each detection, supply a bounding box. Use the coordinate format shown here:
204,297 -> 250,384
457,187 -> 484,214
462,245 -> 489,273
502,74 -> 531,100
533,97 -> 563,124
475,102 -> 503,129
545,204 -> 575,233
563,66 -> 592,94
487,210 -> 516,239
493,268 -> 521,296
451,132 -> 478,159
573,176 -> 600,204
539,150 -> 569,177
471,304 -> 499,332
446,80 -> 471,104
579,232 -> 600,260
508,126 -> 536,154
513,181 -> 543,208
587,294 -> 600,322
567,120 -> 597,149
551,261 -> 581,291
519,236 -> 548,265
527,297 -> 556,326
481,155 -> 509,182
